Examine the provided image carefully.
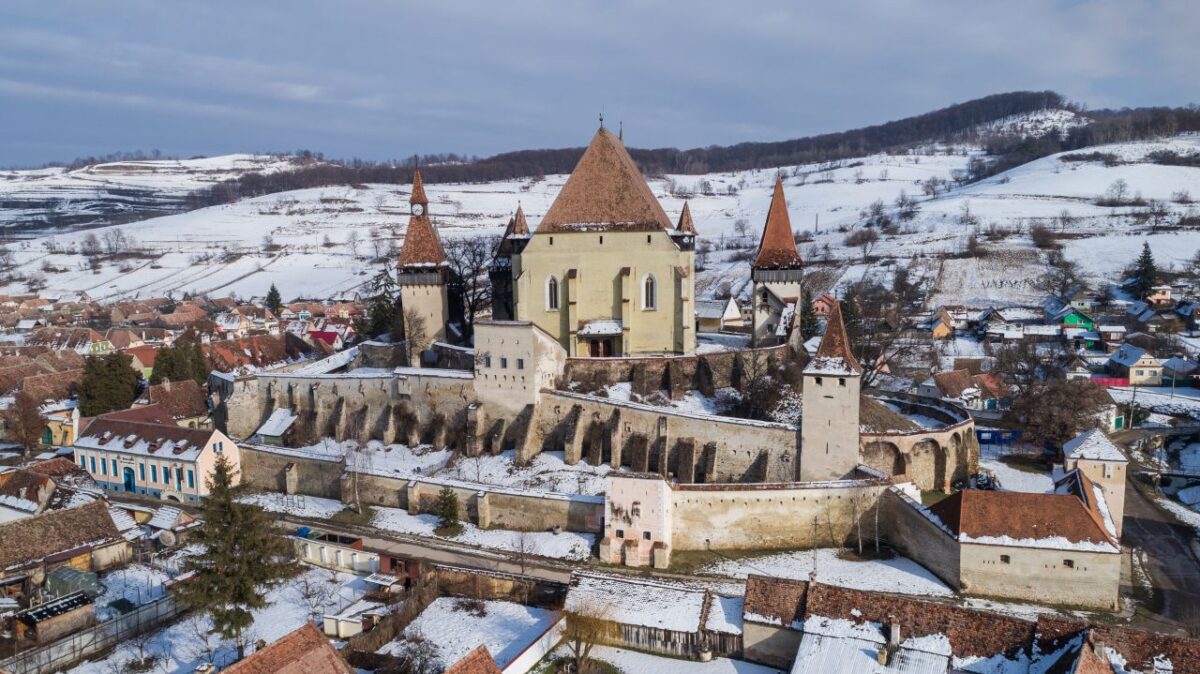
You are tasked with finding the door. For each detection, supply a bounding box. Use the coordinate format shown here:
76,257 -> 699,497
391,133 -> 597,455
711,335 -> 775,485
602,339 -> 614,357
588,340 -> 600,357
123,467 -> 136,493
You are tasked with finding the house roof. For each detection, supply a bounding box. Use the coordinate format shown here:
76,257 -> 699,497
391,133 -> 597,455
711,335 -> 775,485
932,369 -> 974,398
0,470 -> 52,505
537,127 -> 673,233
753,176 -> 804,269
928,489 -> 1117,552
409,168 -> 428,205
743,575 -> 809,627
1063,429 -> 1126,463
804,302 -> 861,375
0,501 -> 121,571
676,201 -> 696,235
141,380 -> 208,420
444,645 -> 503,674
397,213 -> 447,267
123,345 -> 158,368
1109,344 -> 1154,368
222,623 -> 353,674
75,417 -> 215,462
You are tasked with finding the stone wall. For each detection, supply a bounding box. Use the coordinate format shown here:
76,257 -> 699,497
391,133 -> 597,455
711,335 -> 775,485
239,444 -> 345,499
534,390 -> 800,483
861,394 -> 979,492
561,344 -> 791,399
877,487 -> 961,589
958,543 -> 1121,610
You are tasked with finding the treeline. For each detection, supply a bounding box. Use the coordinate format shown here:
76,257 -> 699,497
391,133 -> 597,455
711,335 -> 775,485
971,104 -> 1200,180
187,90 -> 1068,208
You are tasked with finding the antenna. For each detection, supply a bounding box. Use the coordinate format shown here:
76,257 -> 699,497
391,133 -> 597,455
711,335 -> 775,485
599,111 -> 604,129
619,121 -> 623,141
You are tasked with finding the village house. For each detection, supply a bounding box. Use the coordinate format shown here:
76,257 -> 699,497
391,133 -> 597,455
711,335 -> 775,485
1146,284 -> 1173,307
0,501 -> 130,593
123,344 -> 159,379
1163,356 -> 1199,386
1097,324 -> 1127,351
134,379 -> 211,428
220,623 -> 354,674
917,369 -> 1011,414
695,297 -> 742,332
73,408 -> 239,503
1062,429 -> 1128,537
1108,344 -> 1162,385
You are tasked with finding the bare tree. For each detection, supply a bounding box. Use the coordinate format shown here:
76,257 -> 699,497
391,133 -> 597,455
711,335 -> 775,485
844,228 -> 879,260
4,391 -> 46,458
296,568 -> 337,623
81,233 -> 102,257
444,235 -> 499,330
346,230 -> 360,257
513,531 -> 536,576
562,604 -> 617,674
404,308 -> 428,366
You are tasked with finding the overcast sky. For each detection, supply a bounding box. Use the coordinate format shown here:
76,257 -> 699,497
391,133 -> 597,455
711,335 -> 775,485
1,0 -> 1197,167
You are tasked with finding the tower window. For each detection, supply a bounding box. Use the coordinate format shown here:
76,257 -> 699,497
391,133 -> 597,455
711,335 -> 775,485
642,274 -> 657,310
599,235 -> 604,245
1063,559 -> 1075,569
839,378 -> 846,387
1000,555 -> 1011,564
546,276 -> 560,311
646,235 -> 652,244
815,377 -> 823,386
549,236 -> 554,246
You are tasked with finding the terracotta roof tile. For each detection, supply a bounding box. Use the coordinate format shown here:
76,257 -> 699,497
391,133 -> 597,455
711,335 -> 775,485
928,489 -> 1117,549
537,127 -> 672,233
0,501 -> 121,570
20,369 -> 82,402
409,169 -> 428,205
677,201 -> 696,234
512,205 -> 529,235
444,645 -> 503,674
143,380 -> 208,420
753,177 -> 803,269
743,575 -> 808,626
398,214 -> 447,267
933,369 -> 974,398
222,623 -> 353,674
1090,624 -> 1200,673
807,302 -> 861,373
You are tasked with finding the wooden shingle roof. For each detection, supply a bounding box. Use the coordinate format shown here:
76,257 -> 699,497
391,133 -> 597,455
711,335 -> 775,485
753,176 -> 803,269
0,501 -> 121,571
222,623 -> 353,674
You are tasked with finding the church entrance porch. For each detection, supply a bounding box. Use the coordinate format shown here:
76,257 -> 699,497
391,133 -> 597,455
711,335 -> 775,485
577,320 -> 623,357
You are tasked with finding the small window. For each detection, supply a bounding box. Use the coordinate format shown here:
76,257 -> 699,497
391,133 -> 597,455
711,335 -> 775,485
500,357 -> 508,369
187,470 -> 195,489
615,529 -> 624,539
517,358 -> 525,370
139,464 -> 146,481
112,459 -> 118,475
97,457 -> 105,475
839,378 -> 846,387
599,235 -> 604,245
642,531 -> 651,540
1063,559 -> 1075,569
815,377 -> 823,386
646,234 -> 651,244
484,356 -> 492,368
78,456 -> 86,469
549,236 -> 554,246
1000,555 -> 1011,564
151,465 -> 158,483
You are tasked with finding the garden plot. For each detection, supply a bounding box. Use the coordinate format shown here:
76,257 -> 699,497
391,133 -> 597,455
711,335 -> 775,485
93,564 -> 171,621
572,645 -> 785,674
379,597 -> 557,670
699,548 -> 952,597
926,248 -> 1048,308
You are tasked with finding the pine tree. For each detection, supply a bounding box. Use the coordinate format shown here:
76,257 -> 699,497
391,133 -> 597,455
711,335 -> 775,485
798,289 -> 820,340
435,486 -> 460,535
190,338 -> 210,385
175,454 -> 297,661
264,284 -> 283,314
353,268 -> 398,339
1133,241 -> 1159,300
78,352 -> 140,416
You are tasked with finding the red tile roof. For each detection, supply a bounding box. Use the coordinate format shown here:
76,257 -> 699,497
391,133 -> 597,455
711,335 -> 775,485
677,201 -> 696,235
929,489 -> 1117,549
753,176 -> 803,269
511,204 -> 529,235
810,302 -> 862,373
398,214 -> 447,267
410,168 -> 428,205
537,127 -> 673,233
222,623 -> 353,674
444,645 -> 503,674
142,380 -> 208,420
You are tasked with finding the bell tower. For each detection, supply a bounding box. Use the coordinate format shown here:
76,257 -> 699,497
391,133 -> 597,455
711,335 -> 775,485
396,169 -> 449,361
800,302 -> 862,481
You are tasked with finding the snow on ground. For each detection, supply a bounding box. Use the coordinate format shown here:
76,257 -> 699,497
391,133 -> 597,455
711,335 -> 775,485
603,381 -> 740,417
371,505 -> 594,561
66,565 -> 365,673
879,401 -> 943,429
927,249 -> 1048,308
698,548 -> 953,597
239,491 -> 350,519
570,645 -> 785,674
1108,386 -> 1200,422
93,564 -> 171,621
379,597 -> 556,669
436,450 -> 612,496
977,443 -> 1062,494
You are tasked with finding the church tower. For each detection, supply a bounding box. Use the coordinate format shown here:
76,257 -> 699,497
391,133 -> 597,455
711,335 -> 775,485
800,301 -> 862,481
396,169 -> 449,359
751,177 -> 804,345
488,205 -> 530,321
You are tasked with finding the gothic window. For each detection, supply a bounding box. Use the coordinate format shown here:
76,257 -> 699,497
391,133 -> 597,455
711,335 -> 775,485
546,276 -> 560,311
642,273 -> 657,310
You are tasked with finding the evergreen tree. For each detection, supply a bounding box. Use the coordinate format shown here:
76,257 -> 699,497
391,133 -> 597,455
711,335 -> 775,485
353,268 -> 398,339
175,454 -> 297,661
149,332 -> 210,386
190,338 -> 210,385
840,288 -> 862,346
1133,241 -> 1159,300
435,486 -> 460,535
798,289 -> 820,341
78,352 -> 140,416
264,284 -> 283,314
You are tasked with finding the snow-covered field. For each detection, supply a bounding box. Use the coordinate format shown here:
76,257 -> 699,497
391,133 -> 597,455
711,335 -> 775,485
66,565 -> 366,673
372,505 -> 594,561
5,127 -> 1196,304
699,548 -> 953,597
380,597 -> 557,670
93,564 -> 171,621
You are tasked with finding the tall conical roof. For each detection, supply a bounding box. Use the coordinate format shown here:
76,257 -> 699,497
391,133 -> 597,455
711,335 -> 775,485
754,177 -> 804,269
398,216 -> 446,267
512,205 -> 529,236
677,201 -> 696,235
806,301 -> 861,375
537,127 -> 672,233
410,169 -> 428,205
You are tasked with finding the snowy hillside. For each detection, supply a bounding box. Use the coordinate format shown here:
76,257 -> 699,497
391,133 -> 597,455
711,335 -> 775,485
2,133 -> 1198,305
0,154 -> 303,233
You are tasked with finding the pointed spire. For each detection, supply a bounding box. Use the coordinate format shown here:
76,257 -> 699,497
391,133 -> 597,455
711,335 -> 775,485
537,127 -> 672,233
410,169 -> 428,206
753,176 -> 803,269
512,204 -> 529,235
677,201 -> 696,235
807,301 -> 861,375
398,213 -> 446,267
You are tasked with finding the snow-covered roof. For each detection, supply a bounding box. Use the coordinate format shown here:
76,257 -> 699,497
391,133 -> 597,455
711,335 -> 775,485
256,408 -> 297,438
577,319 -> 623,336
1063,429 -> 1126,463
791,616 -> 950,674
564,573 -> 704,633
1162,357 -> 1198,375
1097,325 -> 1126,333
1109,344 -> 1154,368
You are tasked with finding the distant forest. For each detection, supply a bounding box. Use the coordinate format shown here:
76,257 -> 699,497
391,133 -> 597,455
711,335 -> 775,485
179,90 -> 1200,207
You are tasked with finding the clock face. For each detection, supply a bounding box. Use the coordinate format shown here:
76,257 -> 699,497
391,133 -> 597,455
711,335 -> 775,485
412,204 -> 425,216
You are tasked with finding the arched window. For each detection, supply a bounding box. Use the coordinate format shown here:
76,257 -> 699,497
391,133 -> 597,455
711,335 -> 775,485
642,274 -> 657,310
546,275 -> 560,311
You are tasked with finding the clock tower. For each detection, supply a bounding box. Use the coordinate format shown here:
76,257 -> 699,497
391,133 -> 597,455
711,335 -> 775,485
396,169 -> 449,361
409,168 -> 428,216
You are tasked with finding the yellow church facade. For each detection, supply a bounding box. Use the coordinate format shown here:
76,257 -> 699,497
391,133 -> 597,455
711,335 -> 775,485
509,127 -> 696,357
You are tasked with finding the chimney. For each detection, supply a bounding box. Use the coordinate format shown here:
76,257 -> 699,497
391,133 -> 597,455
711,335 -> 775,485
886,616 -> 901,663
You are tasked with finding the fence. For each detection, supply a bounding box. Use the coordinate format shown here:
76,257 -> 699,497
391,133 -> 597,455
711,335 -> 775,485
0,596 -> 182,674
